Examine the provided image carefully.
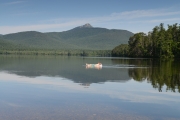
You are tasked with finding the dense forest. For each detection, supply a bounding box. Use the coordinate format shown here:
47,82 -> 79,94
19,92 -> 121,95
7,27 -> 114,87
0,37 -> 111,56
112,23 -> 180,58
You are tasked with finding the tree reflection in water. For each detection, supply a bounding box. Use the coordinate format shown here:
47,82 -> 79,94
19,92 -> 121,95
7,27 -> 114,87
128,59 -> 180,92
0,55 -> 179,93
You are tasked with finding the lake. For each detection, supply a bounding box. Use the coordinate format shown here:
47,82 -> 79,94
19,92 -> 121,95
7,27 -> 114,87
0,55 -> 180,120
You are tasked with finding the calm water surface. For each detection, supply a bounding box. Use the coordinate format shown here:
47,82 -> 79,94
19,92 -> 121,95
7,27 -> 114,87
0,55 -> 180,120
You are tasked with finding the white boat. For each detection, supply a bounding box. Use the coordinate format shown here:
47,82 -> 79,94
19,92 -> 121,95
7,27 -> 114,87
86,63 -> 102,69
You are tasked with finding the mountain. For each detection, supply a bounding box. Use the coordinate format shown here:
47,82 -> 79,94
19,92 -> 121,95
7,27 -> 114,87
0,37 -> 17,50
0,24 -> 133,50
1,31 -> 77,49
76,23 -> 93,28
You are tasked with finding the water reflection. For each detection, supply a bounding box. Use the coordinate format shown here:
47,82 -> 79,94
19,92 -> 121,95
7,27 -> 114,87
0,55 -> 131,84
110,58 -> 180,92
0,55 -> 179,92
1,56 -> 180,119
128,59 -> 180,92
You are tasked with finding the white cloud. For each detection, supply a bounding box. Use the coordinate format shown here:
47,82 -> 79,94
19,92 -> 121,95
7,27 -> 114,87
111,9 -> 180,19
0,20 -> 89,34
147,18 -> 180,23
1,8 -> 180,34
2,1 -> 26,5
123,18 -> 180,24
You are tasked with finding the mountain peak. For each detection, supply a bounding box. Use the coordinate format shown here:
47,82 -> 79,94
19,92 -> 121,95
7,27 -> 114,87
79,23 -> 93,28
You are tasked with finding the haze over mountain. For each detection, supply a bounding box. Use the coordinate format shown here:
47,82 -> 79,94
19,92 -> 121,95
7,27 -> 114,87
0,24 -> 133,50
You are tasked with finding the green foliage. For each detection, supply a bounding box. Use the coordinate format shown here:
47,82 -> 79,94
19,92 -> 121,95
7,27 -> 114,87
112,23 -> 180,58
128,32 -> 152,57
111,44 -> 129,57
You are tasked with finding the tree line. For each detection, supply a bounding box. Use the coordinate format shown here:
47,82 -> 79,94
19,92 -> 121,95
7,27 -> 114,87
112,23 -> 180,58
0,49 -> 111,57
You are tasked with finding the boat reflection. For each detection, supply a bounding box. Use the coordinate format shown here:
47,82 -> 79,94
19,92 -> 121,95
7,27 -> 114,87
79,83 -> 90,88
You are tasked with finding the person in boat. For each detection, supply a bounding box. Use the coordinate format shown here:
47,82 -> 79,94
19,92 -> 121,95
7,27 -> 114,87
86,62 -> 102,69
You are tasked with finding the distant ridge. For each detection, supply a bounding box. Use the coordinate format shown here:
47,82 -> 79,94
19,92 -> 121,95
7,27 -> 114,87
0,24 -> 134,50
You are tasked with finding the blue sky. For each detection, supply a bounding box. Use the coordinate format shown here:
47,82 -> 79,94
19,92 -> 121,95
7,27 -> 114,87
1,0 -> 180,34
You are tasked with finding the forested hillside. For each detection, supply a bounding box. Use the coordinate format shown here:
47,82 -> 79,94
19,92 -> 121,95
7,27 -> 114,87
47,27 -> 132,50
0,24 -> 133,51
2,31 -> 78,50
